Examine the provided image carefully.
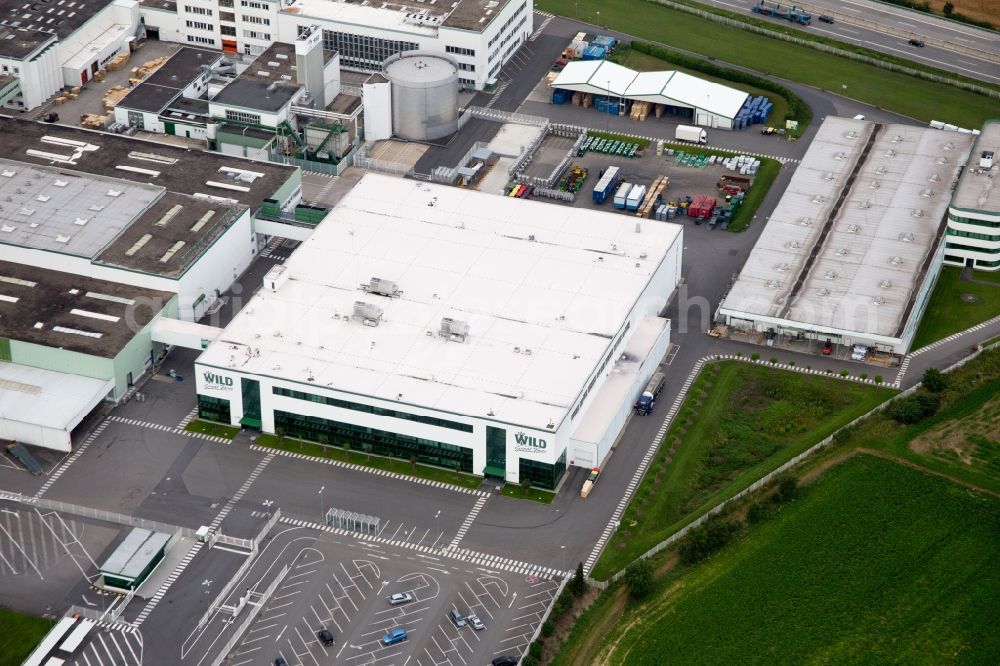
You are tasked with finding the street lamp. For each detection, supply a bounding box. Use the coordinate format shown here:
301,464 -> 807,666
560,545 -> 567,574
435,509 -> 441,537
318,485 -> 326,521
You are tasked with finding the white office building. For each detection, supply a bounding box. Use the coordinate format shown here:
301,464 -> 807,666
195,174 -> 683,488
718,117 -> 976,355
139,0 -> 532,90
944,120 -> 1000,271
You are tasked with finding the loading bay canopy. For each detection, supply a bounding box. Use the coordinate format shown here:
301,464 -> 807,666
152,317 -> 222,350
0,363 -> 113,453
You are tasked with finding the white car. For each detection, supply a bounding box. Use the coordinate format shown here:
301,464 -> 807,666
851,345 -> 868,361
468,614 -> 485,631
387,592 -> 414,605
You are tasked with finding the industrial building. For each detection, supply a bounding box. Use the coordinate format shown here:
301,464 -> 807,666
944,120 -> 1000,271
718,117 -> 976,355
0,115 -> 301,319
0,261 -> 175,450
98,527 -> 172,590
550,60 -> 750,130
138,0 -> 532,91
195,174 -> 683,488
0,0 -> 142,110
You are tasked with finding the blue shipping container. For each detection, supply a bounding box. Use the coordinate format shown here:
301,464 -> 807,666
582,44 -> 608,60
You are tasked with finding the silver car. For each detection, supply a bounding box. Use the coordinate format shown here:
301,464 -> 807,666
387,592 -> 414,606
468,614 -> 485,631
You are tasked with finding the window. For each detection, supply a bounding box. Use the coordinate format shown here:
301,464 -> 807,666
274,410 -> 474,473
225,109 -> 262,125
218,0 -> 234,6
185,5 -> 212,15
319,28 -> 418,71
949,214 -> 1000,229
240,0 -> 267,8
458,62 -> 475,72
220,11 -> 236,21
488,1 -> 528,47
243,29 -> 271,40
945,242 -> 1000,254
459,77 -> 475,87
187,35 -> 215,45
198,395 -> 231,424
446,45 -> 475,57
947,227 -> 1000,242
186,20 -> 213,30
127,110 -> 143,127
242,14 -> 270,24
273,387 -> 474,432
518,451 -> 566,490
220,25 -> 236,36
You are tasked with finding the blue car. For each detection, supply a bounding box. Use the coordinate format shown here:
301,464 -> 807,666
382,628 -> 408,645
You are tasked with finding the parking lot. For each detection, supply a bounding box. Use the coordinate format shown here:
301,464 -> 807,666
228,531 -> 559,666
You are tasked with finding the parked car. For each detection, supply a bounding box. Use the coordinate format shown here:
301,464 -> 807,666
275,658 -> 288,666
908,38 -> 925,47
851,345 -> 868,361
448,608 -> 466,627
382,628 -> 408,645
492,657 -> 519,666
853,114 -> 866,121
822,340 -> 833,355
387,592 -> 413,606
818,14 -> 834,23
317,628 -> 334,646
468,614 -> 485,631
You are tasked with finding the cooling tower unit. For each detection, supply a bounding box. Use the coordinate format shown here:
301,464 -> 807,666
383,51 -> 459,141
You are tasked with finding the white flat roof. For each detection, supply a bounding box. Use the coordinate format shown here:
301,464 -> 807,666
552,61 -> 748,120
721,117 -> 975,338
280,0 -> 439,37
0,363 -> 113,432
951,120 -> 999,213
199,174 -> 682,430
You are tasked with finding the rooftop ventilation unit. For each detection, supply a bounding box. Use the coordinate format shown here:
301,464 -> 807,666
869,180 -> 880,189
936,156 -> 949,164
888,255 -> 903,265
798,216 -> 812,226
835,247 -> 849,257
439,317 -> 470,342
891,135 -> 903,143
263,264 -> 289,291
776,262 -> 790,272
981,150 -> 995,169
898,232 -> 914,242
858,200 -> 871,209
834,152 -> 847,160
879,279 -> 893,289
766,279 -> 781,289
785,240 -> 800,249
929,173 -> 940,182
365,277 -> 399,297
911,209 -> 924,218
873,296 -> 885,305
812,195 -> 825,204
921,188 -> 934,198
817,287 -> 831,296
354,300 -> 383,326
824,270 -> 838,280
885,149 -> 896,158
942,141 -> 955,151
823,172 -> 835,181
847,224 -> 861,234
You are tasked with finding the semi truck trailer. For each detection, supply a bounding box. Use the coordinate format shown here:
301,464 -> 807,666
635,372 -> 666,415
675,125 -> 707,144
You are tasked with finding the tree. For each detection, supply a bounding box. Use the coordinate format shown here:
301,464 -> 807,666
922,367 -> 947,393
570,562 -> 587,596
521,476 -> 533,492
943,2 -> 954,15
624,559 -> 654,599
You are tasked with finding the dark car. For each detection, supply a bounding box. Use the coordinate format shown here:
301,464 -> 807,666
908,38 -> 925,47
492,657 -> 519,666
317,628 -> 334,646
818,14 -> 834,23
275,658 -> 288,666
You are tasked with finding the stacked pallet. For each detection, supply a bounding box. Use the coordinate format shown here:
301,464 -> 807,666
129,56 -> 168,80
636,175 -> 669,218
101,85 -> 130,110
629,101 -> 651,121
572,91 -> 583,106
80,113 -> 107,129
654,103 -> 665,118
582,92 -> 593,108
106,52 -> 130,72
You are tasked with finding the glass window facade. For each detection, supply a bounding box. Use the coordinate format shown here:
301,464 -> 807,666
316,27 -> 418,71
945,241 -> 1000,254
198,395 -> 231,423
518,451 -> 566,490
272,387 -> 473,432
947,227 -> 1000,242
485,426 -> 506,474
274,410 -> 473,472
949,213 -> 1000,229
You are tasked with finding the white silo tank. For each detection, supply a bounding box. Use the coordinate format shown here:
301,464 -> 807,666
383,51 -> 459,141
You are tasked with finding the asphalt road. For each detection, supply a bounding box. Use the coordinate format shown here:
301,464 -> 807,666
700,0 -> 1000,84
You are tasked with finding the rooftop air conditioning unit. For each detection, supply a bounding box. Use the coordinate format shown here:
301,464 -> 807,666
366,277 -> 399,297
439,317 -> 470,342
354,300 -> 383,325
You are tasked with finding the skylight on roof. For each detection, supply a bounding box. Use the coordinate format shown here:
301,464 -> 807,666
0,276 -> 36,287
71,308 -> 120,323
0,294 -> 19,303
52,325 -> 102,338
86,291 -> 134,305
125,233 -> 152,257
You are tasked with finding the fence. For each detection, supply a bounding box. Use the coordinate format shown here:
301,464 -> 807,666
253,509 -> 281,549
522,576 -> 568,656
269,150 -> 354,177
648,0 -> 1000,99
214,534 -> 254,550
587,357 -> 924,589
1,494 -> 197,540
353,143 -> 415,177
467,106 -> 551,126
210,564 -> 290,666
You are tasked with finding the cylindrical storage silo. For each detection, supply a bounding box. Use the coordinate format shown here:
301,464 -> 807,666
383,51 -> 459,141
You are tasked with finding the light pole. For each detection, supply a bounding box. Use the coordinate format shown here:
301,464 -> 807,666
318,485 -> 326,521
435,509 -> 441,536
560,545 -> 567,574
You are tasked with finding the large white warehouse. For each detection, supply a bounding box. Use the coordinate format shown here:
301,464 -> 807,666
718,117 -> 975,355
944,120 -> 1000,271
195,174 -> 683,489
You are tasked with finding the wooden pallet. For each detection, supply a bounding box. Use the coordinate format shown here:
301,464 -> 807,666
636,175 -> 670,218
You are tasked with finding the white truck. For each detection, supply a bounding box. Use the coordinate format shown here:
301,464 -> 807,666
675,124 -> 707,144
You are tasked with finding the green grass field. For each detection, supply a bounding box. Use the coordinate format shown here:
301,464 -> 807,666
537,0 -> 998,127
254,433 -> 483,490
184,419 -> 240,439
603,456 -> 1000,665
912,267 -> 1000,349
0,608 -> 51,666
591,362 -> 894,579
500,484 -> 557,503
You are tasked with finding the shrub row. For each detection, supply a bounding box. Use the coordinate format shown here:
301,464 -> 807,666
630,41 -> 811,128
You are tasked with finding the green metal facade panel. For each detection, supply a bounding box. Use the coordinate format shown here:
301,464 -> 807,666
270,167 -> 303,207
9,340 -> 114,385
217,131 -> 270,149
0,337 -> 10,361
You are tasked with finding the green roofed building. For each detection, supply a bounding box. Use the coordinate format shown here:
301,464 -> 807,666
99,528 -> 172,590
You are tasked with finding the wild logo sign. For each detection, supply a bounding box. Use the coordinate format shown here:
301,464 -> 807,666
513,432 -> 547,454
203,371 -> 234,391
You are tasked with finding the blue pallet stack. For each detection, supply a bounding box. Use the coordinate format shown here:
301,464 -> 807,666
552,88 -> 572,105
733,96 -> 773,129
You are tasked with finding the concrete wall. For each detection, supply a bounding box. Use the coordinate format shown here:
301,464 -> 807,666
362,80 -> 392,142
175,209 -> 255,319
